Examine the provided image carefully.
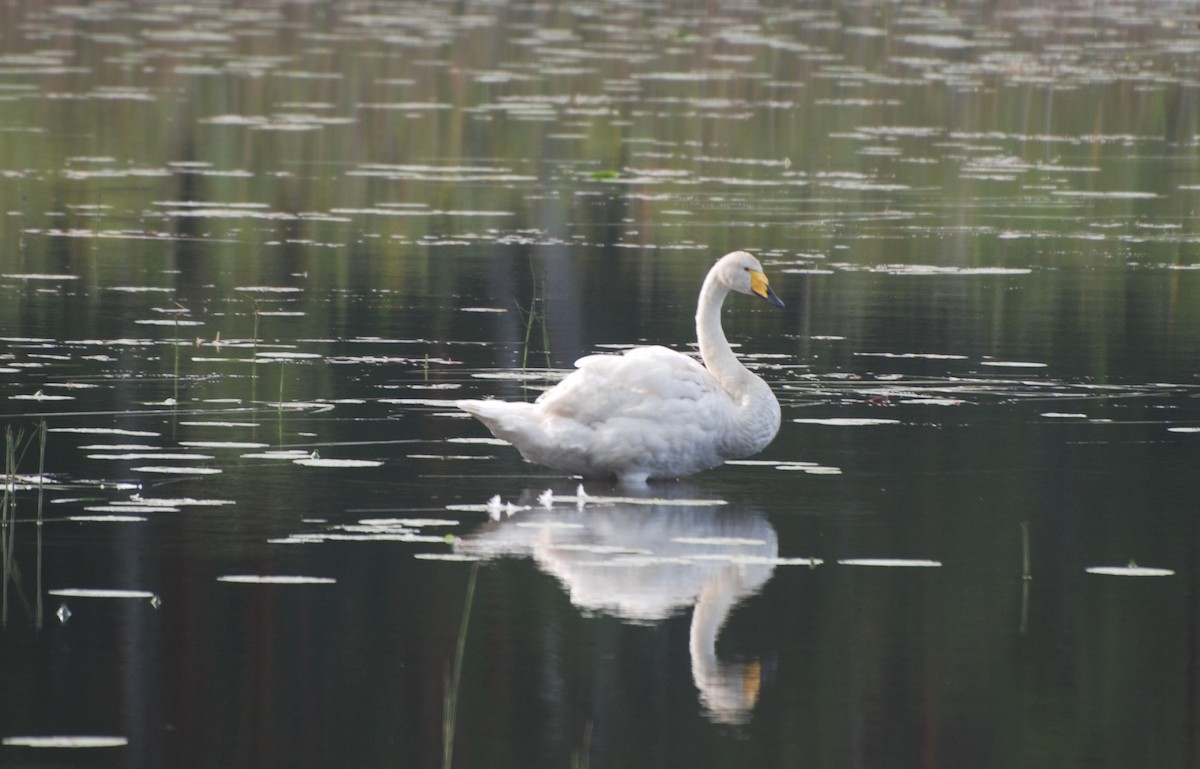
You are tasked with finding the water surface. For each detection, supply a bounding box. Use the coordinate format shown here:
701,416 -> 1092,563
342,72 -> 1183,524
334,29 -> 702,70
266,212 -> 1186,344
2,2 -> 1200,767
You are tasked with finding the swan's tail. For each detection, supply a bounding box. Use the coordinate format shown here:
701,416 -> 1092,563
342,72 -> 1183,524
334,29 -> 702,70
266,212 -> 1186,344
456,399 -> 535,441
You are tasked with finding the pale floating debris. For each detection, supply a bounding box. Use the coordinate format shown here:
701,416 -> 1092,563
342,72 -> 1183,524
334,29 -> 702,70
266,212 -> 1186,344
50,427 -> 160,437
234,285 -> 303,293
460,307 -> 508,313
1053,190 -> 1158,199
293,457 -> 383,468
792,465 -> 843,475
84,503 -> 177,513
538,489 -> 554,509
272,532 -> 446,544
180,440 -> 269,449
1166,426 -> 1200,433
87,453 -> 215,461
242,449 -> 311,459
255,351 -> 322,360
559,494 -> 726,507
131,466 -> 222,475
734,556 -> 824,567
854,351 -> 968,360
130,497 -> 234,507
56,604 -> 71,623
10,391 -> 73,401
217,575 -> 337,584
875,265 -> 1032,276
406,454 -> 492,461
410,383 -> 462,391
381,397 -> 464,407
330,207 -> 513,217
838,558 -> 942,568
162,208 -> 304,220
2,736 -> 128,748
78,444 -> 158,450
980,360 -> 1047,368
902,34 -> 974,49
1042,412 -> 1088,419
414,553 -> 482,562
1085,564 -> 1175,577
824,179 -> 909,191
178,421 -> 260,428
68,515 -> 148,522
725,458 -> 840,473
135,319 -> 203,326
48,588 -> 156,599
1,273 -> 81,280
357,101 -> 454,110
359,517 -> 458,528
445,503 -> 498,513
470,371 -> 558,381
900,398 -> 965,407
793,418 -> 901,426
155,200 -> 268,209
725,459 -> 815,466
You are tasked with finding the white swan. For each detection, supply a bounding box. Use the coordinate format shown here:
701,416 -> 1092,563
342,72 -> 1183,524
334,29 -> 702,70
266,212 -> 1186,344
456,250 -> 784,483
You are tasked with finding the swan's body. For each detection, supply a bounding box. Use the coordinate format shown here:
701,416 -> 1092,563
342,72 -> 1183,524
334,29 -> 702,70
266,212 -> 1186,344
457,250 -> 784,483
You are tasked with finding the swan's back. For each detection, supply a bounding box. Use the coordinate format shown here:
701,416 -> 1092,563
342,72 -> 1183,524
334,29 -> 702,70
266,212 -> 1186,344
458,346 -> 740,482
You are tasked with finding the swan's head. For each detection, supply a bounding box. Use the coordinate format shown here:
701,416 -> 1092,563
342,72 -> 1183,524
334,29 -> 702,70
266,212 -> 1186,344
717,250 -> 785,308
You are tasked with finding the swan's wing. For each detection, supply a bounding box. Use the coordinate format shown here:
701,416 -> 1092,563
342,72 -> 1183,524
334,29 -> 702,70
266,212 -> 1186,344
537,346 -> 728,426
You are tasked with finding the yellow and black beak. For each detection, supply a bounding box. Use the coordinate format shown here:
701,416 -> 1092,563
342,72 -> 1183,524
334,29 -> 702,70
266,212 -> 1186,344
750,270 -> 785,309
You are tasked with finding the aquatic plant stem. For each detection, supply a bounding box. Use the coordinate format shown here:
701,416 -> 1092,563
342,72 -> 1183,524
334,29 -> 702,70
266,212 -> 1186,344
442,562 -> 479,769
35,421 -> 45,629
516,259 -> 550,372
251,300 -> 260,410
2,427 -> 13,627
1020,521 -> 1031,581
1019,521 -> 1032,635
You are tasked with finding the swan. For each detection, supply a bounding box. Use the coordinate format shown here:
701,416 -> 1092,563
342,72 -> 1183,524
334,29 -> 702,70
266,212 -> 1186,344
456,250 -> 784,483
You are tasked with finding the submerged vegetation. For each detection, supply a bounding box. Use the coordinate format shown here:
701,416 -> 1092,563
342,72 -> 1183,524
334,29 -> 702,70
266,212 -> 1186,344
1,422 -> 46,629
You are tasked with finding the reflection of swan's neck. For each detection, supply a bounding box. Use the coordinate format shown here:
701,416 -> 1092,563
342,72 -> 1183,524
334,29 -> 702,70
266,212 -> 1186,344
689,565 -> 760,723
696,273 -> 749,392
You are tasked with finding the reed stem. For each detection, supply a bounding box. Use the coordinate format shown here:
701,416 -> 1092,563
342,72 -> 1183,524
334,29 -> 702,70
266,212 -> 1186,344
442,562 -> 479,769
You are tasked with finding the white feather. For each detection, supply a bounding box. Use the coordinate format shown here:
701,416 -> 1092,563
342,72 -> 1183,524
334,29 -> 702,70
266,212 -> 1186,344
457,251 -> 783,483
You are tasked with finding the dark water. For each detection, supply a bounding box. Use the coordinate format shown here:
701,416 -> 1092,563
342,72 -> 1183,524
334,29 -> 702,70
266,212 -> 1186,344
2,1 -> 1200,767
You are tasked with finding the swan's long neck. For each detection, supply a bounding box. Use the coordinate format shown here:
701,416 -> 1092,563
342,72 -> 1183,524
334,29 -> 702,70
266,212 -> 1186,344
695,266 -> 781,458
696,271 -> 750,391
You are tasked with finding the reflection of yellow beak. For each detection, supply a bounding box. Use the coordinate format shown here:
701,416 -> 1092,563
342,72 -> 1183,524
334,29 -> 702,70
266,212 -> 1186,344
743,658 -> 763,706
750,271 -> 785,308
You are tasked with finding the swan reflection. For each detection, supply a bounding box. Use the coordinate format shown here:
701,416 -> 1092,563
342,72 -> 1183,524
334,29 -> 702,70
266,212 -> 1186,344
456,486 -> 789,724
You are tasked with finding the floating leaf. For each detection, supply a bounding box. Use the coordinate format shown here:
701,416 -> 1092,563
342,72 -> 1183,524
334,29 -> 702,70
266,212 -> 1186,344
838,558 -> 942,568
1086,565 -> 1174,577
48,588 -> 157,599
793,418 -> 901,426
217,575 -> 336,584
2,736 -> 128,748
293,457 -> 383,468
